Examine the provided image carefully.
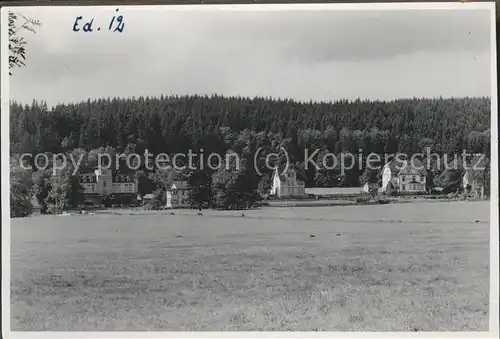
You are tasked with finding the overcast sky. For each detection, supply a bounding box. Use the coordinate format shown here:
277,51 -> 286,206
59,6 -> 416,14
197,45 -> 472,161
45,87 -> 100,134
8,6 -> 493,107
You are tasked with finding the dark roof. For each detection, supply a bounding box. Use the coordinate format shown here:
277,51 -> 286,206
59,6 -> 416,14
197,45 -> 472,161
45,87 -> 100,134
113,174 -> 134,183
80,174 -> 97,183
384,157 -> 427,176
273,164 -> 303,182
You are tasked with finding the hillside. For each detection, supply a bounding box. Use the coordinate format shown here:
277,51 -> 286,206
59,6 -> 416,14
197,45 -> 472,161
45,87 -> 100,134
10,95 -> 491,159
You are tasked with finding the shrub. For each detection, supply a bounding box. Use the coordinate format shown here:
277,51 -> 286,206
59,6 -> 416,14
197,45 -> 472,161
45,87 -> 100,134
10,194 -> 33,218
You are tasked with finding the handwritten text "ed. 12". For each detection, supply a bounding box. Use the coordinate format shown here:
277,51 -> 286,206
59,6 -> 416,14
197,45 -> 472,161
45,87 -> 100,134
73,9 -> 125,33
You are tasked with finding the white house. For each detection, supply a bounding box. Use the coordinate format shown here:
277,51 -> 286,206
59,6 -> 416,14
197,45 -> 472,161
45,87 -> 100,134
381,158 -> 427,195
462,156 -> 486,198
165,181 -> 190,208
269,166 -> 305,198
80,168 -> 137,195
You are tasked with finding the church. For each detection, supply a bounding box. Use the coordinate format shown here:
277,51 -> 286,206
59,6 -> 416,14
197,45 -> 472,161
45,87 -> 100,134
269,166 -> 306,198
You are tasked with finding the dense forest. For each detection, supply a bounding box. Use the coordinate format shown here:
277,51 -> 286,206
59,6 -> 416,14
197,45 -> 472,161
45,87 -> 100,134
10,95 -> 491,157
9,95 -> 492,216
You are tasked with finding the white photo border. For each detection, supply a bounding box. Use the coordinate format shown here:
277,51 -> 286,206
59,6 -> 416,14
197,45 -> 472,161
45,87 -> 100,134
1,2 -> 498,339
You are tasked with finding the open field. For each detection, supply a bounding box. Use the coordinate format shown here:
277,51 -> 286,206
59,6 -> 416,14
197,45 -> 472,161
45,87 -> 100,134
10,201 -> 490,331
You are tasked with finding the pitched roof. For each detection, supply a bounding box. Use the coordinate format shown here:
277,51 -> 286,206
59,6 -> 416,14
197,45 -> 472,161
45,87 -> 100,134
383,157 -> 427,176
80,174 -> 97,183
463,155 -> 488,184
463,167 -> 484,183
273,164 -> 302,182
169,181 -> 188,190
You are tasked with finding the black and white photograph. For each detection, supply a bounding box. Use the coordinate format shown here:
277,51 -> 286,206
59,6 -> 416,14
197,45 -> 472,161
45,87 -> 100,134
1,2 -> 498,335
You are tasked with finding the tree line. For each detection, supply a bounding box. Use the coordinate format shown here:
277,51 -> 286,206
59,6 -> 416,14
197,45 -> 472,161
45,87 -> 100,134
9,95 -> 491,217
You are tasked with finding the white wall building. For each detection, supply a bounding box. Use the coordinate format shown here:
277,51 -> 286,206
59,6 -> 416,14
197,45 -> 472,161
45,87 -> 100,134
270,167 -> 305,198
165,181 -> 190,208
381,158 -> 427,194
80,168 -> 138,196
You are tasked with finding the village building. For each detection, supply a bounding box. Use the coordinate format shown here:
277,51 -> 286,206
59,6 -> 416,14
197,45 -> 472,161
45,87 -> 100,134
269,166 -> 306,198
80,168 -> 138,205
381,158 -> 427,195
462,156 -> 487,198
30,195 -> 42,215
165,181 -> 190,208
305,187 -> 364,198
462,168 -> 485,198
362,182 -> 380,194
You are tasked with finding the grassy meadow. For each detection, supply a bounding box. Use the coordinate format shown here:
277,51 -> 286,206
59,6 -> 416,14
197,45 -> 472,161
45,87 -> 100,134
10,201 -> 490,331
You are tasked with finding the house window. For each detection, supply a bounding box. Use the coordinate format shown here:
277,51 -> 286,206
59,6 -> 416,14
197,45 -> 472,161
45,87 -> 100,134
412,176 -> 416,182
402,176 -> 405,182
402,184 -> 406,191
